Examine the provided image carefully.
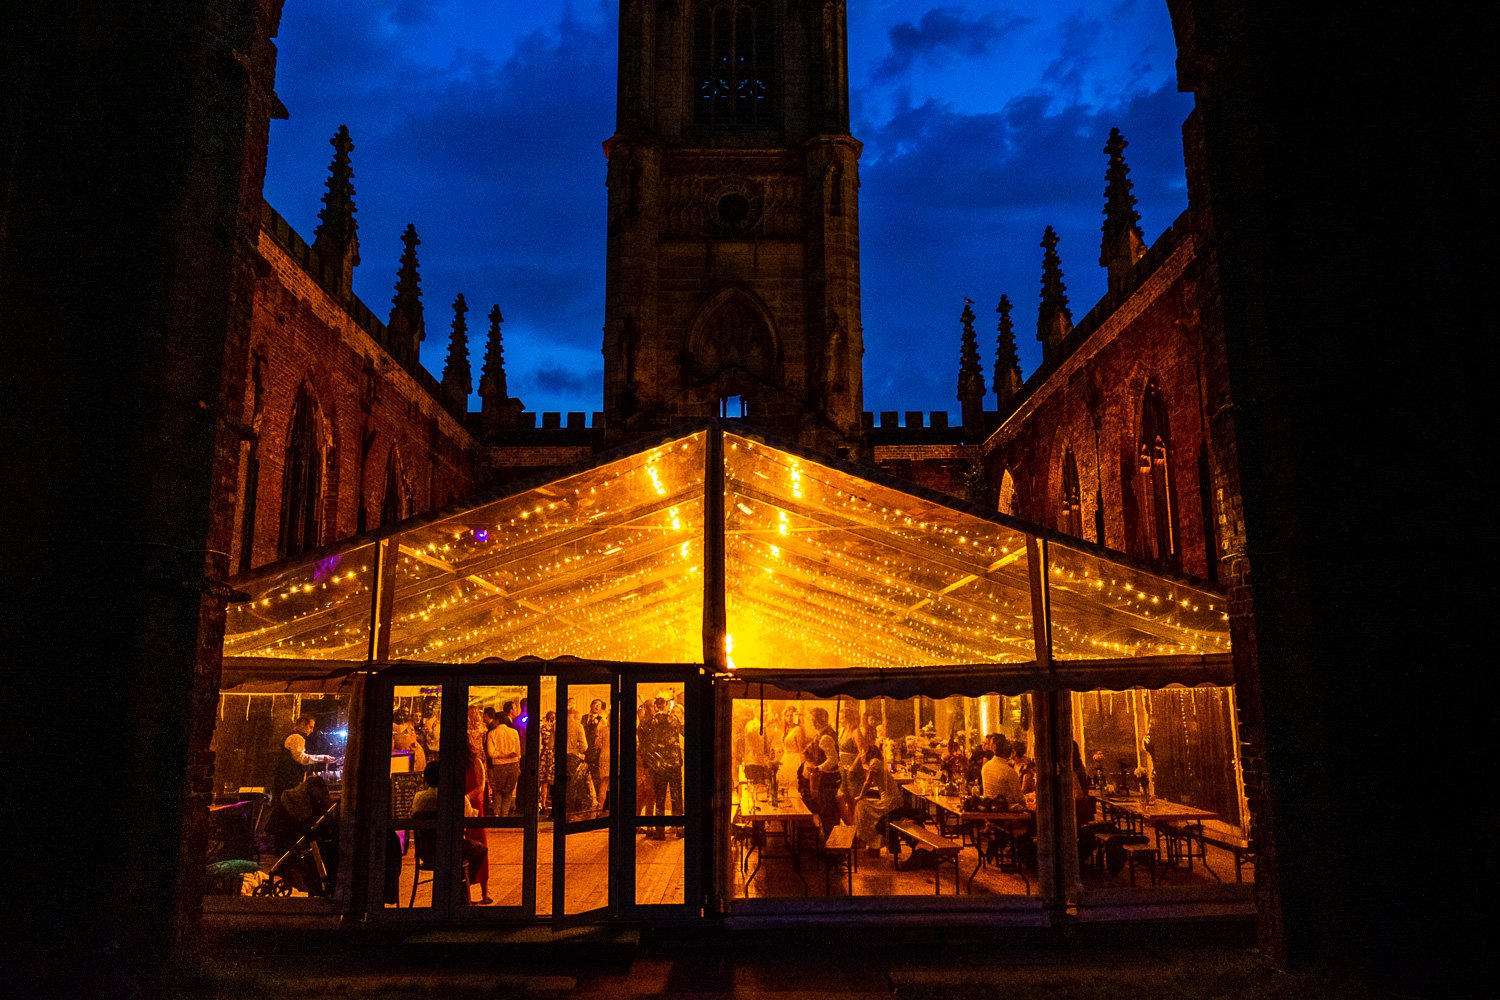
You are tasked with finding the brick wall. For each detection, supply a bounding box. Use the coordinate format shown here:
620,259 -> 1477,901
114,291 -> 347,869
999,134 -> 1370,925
231,223 -> 481,570
982,222 -> 1220,579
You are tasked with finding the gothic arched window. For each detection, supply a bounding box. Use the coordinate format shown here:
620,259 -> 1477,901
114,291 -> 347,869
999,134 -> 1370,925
278,386 -> 324,558
997,470 -> 1017,517
694,1 -> 774,126
1137,379 -> 1179,568
1060,447 -> 1083,538
379,449 -> 408,528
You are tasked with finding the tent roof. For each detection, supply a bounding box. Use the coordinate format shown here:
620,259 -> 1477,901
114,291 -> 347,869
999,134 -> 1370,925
224,423 -> 1229,679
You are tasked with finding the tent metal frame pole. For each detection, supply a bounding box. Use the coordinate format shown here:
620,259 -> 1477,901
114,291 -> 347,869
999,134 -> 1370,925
703,421 -> 727,672
368,536 -> 398,663
702,422 -> 729,912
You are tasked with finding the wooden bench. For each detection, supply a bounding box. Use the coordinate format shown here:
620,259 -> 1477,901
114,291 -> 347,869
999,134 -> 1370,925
1200,828 -> 1255,882
1122,842 -> 1159,886
821,823 -> 857,896
888,819 -> 962,895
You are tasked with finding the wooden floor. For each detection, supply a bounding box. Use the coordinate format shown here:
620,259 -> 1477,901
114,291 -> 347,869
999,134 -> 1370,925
730,837 -> 1031,899
388,823 -> 685,912
265,819 -> 1251,911
729,828 -> 1253,899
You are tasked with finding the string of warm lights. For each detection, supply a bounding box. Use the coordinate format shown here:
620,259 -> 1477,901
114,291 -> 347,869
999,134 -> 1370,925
225,432 -> 1229,667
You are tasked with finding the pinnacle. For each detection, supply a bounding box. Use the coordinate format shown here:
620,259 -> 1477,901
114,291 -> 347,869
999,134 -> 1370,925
441,294 -> 472,409
481,304 -> 508,402
994,294 -> 1022,403
1101,126 -> 1145,272
313,125 -> 360,272
958,297 -> 985,400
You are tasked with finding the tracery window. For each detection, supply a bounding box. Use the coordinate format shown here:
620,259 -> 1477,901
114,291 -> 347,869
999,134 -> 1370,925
277,386 -> 324,558
997,470 -> 1017,517
379,448 -> 408,528
694,1 -> 774,126
1060,447 -> 1084,538
1137,379 -> 1178,569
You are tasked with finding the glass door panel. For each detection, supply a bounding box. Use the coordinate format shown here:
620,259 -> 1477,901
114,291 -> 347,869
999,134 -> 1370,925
554,677 -> 614,924
536,675 -> 557,916
459,679 -> 540,915
383,684 -> 443,910
632,678 -> 691,909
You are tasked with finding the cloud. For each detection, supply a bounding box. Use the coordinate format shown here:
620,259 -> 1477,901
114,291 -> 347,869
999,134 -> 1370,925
265,1 -> 1192,417
875,7 -> 1030,81
529,364 -> 596,397
388,0 -> 449,28
856,82 -> 1194,390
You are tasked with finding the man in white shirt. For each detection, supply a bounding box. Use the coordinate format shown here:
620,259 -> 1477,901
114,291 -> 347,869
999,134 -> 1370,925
273,714 -> 334,803
981,733 -> 1023,805
485,707 -> 521,816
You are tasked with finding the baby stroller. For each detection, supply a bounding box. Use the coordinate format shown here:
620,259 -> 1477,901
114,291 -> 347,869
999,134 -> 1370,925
256,799 -> 340,897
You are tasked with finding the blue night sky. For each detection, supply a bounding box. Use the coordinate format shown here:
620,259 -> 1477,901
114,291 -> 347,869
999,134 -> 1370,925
263,1 -> 1192,420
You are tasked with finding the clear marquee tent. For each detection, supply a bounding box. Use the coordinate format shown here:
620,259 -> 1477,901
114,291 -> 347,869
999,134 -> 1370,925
224,425 -> 1231,694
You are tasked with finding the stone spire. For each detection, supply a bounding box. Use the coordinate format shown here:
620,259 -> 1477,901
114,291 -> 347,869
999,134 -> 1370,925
439,293 -> 471,416
478,304 -> 523,433
1099,127 -> 1147,295
957,298 -> 986,434
1037,226 -> 1074,364
386,224 -> 424,366
994,294 -> 1023,407
311,125 -> 360,296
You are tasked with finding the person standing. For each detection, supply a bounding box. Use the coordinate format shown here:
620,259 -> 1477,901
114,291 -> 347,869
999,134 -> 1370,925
419,698 -> 441,768
584,698 -> 607,810
485,702 -> 521,817
807,706 -> 841,842
638,690 -> 683,838
537,710 -> 556,814
564,703 -> 592,815
777,706 -> 806,799
854,746 -> 898,854
392,708 -> 426,774
272,714 -> 334,805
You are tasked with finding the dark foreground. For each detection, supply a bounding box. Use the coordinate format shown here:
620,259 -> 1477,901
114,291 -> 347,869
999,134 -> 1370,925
149,920 -> 1426,1000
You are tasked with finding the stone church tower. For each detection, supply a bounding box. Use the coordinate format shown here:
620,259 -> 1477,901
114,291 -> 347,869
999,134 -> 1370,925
603,1 -> 865,458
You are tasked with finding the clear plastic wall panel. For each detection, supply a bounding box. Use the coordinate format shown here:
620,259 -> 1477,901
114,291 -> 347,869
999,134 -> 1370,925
723,435 -> 1033,670
387,434 -> 706,663
205,690 -> 349,901
223,542 -> 377,659
1073,686 -> 1251,885
1048,544 -> 1230,659
727,692 -> 1036,898
563,828 -> 610,915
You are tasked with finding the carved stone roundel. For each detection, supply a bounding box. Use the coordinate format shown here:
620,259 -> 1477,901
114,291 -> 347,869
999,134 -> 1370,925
709,183 -> 762,233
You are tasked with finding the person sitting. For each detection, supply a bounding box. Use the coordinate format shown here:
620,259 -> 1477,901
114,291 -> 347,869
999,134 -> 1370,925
965,743 -> 989,786
264,773 -> 337,895
411,761 -> 491,904
1010,744 -> 1037,796
853,746 -> 898,855
980,733 -> 1023,805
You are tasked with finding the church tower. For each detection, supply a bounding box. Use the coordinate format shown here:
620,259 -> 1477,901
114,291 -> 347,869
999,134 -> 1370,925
603,1 -> 865,458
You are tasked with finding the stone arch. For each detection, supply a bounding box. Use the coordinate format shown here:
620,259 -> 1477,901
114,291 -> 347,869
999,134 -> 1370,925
997,469 -> 1017,517
277,379 -> 332,558
1059,445 -> 1083,538
1134,376 -> 1179,568
687,285 -> 783,408
378,445 -> 412,528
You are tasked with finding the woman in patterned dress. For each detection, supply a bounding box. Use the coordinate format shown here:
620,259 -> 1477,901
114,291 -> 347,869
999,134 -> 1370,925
538,710 -> 556,813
